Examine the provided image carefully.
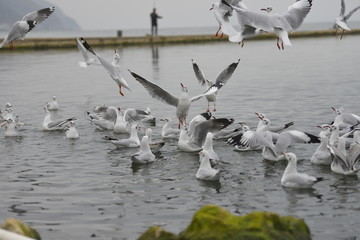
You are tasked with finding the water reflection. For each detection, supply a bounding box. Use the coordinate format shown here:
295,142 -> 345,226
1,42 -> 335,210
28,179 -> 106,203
283,187 -> 323,214
151,44 -> 160,80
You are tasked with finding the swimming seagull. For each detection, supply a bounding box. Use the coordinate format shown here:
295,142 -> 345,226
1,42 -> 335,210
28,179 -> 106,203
311,125 -> 332,165
331,107 -> 360,129
132,135 -> 156,164
196,150 -> 220,181
222,0 -> 313,50
202,132 -> 219,165
334,0 -> 360,39
75,37 -> 101,68
160,118 -> 181,139
0,7 -> 55,49
281,152 -> 323,188
144,128 -> 165,153
191,59 -> 240,112
45,96 -> 59,111
1,119 -> 20,137
129,70 -> 211,128
65,121 -> 80,139
103,124 -> 140,148
42,108 -> 76,131
79,38 -> 131,96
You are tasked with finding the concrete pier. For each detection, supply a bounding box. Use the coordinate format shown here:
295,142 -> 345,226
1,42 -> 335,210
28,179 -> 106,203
0,29 -> 359,51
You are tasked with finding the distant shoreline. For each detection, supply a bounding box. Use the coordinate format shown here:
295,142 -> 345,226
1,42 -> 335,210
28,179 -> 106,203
0,29 -> 359,51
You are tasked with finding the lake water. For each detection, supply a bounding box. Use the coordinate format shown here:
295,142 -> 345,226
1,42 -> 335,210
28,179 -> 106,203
0,35 -> 360,240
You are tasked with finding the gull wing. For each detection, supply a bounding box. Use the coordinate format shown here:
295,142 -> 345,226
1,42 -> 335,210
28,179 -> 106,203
190,118 -> 234,147
47,117 -> 75,129
22,7 -> 55,24
328,144 -> 351,171
228,3 -> 290,32
191,59 -> 207,86
282,0 -> 313,31
349,144 -> 360,166
76,38 -> 92,62
344,5 -> 360,21
340,0 -> 346,17
214,59 -> 240,90
124,108 -> 148,123
275,130 -> 320,153
129,71 -> 179,107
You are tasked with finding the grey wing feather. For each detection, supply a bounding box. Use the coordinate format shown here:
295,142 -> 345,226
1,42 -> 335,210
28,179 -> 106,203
129,71 -> 179,107
47,118 -> 74,129
76,38 -> 91,61
275,130 -> 319,153
282,0 -> 312,31
190,118 -> 234,146
124,108 -> 147,123
349,144 -> 360,166
22,7 -> 55,24
191,59 -> 207,86
340,0 -> 346,16
328,145 -> 351,170
344,5 -> 360,21
215,59 -> 240,89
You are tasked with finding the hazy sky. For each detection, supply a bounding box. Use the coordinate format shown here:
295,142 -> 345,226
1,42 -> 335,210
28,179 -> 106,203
46,0 -> 360,30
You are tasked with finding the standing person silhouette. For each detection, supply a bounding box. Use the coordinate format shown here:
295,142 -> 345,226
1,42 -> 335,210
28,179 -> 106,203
150,8 -> 162,36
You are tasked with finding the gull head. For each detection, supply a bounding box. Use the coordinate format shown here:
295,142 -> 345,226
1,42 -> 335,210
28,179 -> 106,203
180,83 -> 188,93
210,2 -> 219,11
283,152 -> 297,163
331,107 -> 343,115
255,112 -> 265,119
261,6 -> 273,13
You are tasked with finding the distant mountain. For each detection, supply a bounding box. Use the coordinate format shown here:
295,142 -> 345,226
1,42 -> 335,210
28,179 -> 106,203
0,0 -> 81,31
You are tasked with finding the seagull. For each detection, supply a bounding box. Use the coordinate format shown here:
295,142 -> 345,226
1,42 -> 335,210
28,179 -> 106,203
103,124 -> 140,148
65,121 -> 80,139
0,7 -> 55,49
178,115 -> 234,152
228,117 -> 320,160
42,107 -> 76,131
311,125 -> 332,165
79,38 -> 131,96
210,0 -> 245,42
334,0 -> 360,39
1,119 -> 19,137
196,150 -> 220,181
75,37 -> 101,68
129,70 -> 210,129
223,0 -> 313,49
191,59 -> 240,112
328,137 -> 360,175
202,132 -> 219,165
45,96 -> 59,111
332,107 -> 360,129
160,118 -> 181,139
281,152 -> 323,188
132,135 -> 156,164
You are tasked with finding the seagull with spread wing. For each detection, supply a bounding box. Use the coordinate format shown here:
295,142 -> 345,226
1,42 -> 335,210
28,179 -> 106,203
129,70 -> 213,129
79,38 -> 131,96
192,59 -> 240,112
0,7 -> 55,49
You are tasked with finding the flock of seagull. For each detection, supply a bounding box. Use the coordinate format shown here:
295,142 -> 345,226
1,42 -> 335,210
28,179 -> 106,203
1,0 -> 360,188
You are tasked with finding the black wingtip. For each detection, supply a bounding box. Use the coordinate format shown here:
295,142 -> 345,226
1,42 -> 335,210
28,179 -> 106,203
305,132 -> 321,144
316,177 -> 324,182
103,136 -> 117,141
79,37 -> 95,55
200,112 -> 212,120
221,0 -> 232,9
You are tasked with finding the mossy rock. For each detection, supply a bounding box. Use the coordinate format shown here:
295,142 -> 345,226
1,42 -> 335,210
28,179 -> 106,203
137,226 -> 179,240
179,204 -> 311,240
2,218 -> 41,240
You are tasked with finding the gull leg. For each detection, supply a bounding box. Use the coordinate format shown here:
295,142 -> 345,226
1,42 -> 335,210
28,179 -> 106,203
340,29 -> 344,40
276,38 -> 281,50
9,41 -> 13,50
220,33 -> 224,38
281,40 -> 284,50
178,118 -> 181,129
119,86 -> 124,96
213,102 -> 216,112
206,102 -> 210,112
215,26 -> 221,38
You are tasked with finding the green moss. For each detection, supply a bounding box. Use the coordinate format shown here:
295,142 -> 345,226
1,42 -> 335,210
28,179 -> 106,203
2,218 -> 41,240
137,226 -> 179,240
178,204 -> 311,240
